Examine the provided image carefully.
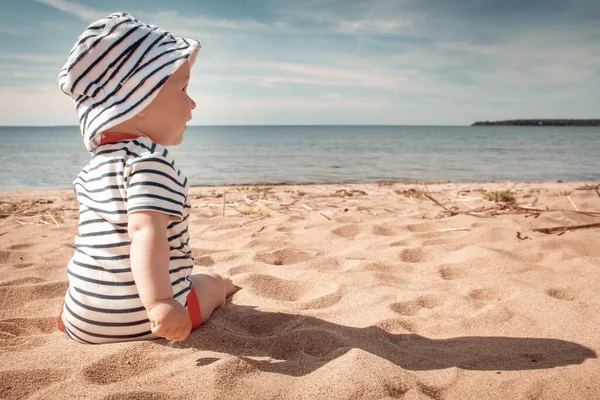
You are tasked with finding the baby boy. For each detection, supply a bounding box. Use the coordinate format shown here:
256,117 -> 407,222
57,12 -> 235,344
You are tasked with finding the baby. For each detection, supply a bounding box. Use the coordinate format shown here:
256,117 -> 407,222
57,12 -> 235,344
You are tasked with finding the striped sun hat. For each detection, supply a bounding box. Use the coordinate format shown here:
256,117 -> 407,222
58,12 -> 201,152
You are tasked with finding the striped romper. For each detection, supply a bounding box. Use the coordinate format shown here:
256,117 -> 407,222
59,136 -> 195,344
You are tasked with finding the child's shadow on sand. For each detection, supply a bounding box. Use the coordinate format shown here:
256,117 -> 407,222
174,304 -> 595,376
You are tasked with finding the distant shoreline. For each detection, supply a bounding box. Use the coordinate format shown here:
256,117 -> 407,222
472,119 -> 600,126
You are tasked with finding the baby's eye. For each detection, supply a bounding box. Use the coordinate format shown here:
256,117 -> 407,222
182,86 -> 187,92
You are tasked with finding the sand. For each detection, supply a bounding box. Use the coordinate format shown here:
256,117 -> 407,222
1,180 -> 599,400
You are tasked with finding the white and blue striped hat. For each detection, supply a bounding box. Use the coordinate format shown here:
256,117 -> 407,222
58,12 -> 201,152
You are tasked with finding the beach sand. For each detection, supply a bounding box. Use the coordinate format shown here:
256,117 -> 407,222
1,180 -> 599,399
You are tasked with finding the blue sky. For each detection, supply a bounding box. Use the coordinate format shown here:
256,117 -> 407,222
0,0 -> 599,125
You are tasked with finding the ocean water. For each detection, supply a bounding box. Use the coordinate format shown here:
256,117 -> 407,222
0,125 -> 598,190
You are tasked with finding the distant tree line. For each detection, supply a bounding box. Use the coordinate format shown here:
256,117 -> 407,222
472,119 -> 600,126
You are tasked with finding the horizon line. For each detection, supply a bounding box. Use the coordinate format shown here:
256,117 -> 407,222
0,124 -> 472,128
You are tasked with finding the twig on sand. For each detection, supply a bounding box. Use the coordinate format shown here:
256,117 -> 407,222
319,211 -> 331,220
241,215 -> 267,226
48,214 -> 60,226
575,183 -> 600,190
567,196 -> 579,211
436,202 -> 600,220
424,193 -> 447,210
302,204 -> 313,211
533,222 -> 600,234
575,183 -> 600,197
437,227 -> 469,232
516,232 -> 531,240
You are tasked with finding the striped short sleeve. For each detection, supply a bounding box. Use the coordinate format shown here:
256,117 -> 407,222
125,153 -> 187,219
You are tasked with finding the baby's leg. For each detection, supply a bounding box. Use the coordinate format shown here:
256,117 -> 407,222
189,273 -> 237,323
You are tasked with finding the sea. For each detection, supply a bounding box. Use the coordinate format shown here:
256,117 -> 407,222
0,125 -> 598,191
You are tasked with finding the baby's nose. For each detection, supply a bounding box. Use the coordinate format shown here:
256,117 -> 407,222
189,96 -> 196,110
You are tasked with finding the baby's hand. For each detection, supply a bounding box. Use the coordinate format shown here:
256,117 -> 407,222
146,299 -> 192,341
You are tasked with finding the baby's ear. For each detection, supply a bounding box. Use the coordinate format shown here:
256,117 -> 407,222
136,109 -> 147,118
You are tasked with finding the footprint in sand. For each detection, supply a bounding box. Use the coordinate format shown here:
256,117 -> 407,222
372,225 -> 397,236
438,264 -> 468,280
276,226 -> 294,233
244,238 -> 290,250
399,247 -> 432,263
350,271 -> 408,288
226,263 -> 259,276
0,369 -> 70,399
545,288 -> 576,301
355,262 -> 416,275
468,287 -> 508,301
332,224 -> 360,239
388,239 -> 410,247
390,295 -> 442,316
420,238 -> 450,247
376,318 -> 417,334
254,247 -> 313,266
235,273 -> 341,309
194,254 -> 215,266
305,256 -> 341,272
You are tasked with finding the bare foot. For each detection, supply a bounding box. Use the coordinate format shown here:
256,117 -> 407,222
223,276 -> 240,297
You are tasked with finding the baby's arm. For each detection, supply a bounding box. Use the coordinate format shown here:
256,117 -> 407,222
128,211 -> 191,341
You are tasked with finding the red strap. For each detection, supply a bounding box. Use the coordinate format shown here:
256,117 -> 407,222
187,286 -> 202,329
99,134 -> 140,145
57,312 -> 64,333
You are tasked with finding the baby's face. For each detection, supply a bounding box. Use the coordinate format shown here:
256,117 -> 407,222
139,61 -> 195,146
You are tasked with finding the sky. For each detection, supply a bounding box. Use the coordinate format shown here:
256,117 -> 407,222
0,0 -> 599,126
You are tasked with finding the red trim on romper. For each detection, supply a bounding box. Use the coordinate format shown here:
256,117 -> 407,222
99,134 -> 140,145
187,286 -> 202,329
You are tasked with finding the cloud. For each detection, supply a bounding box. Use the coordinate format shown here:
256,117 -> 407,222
0,84 -> 76,125
0,27 -> 24,36
4,0 -> 599,125
0,53 -> 64,64
325,18 -> 412,34
34,0 -> 107,22
147,10 -> 271,31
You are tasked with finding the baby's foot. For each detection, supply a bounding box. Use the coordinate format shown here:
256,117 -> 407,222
223,276 -> 239,297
